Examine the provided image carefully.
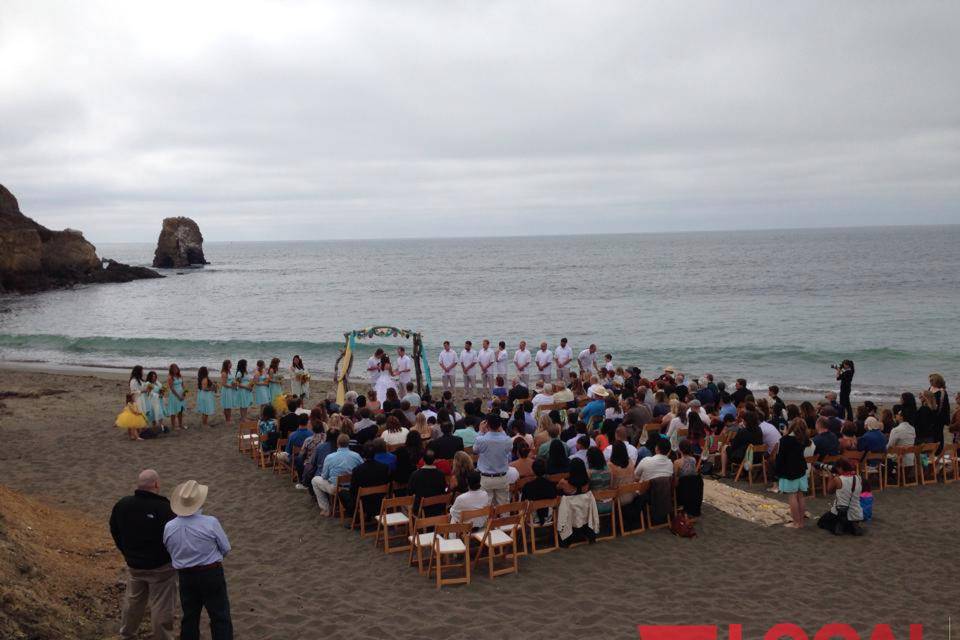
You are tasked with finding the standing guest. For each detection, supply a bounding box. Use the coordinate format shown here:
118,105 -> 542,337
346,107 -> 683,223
110,469 -> 177,640
460,340 -> 478,394
395,347 -> 413,390
438,341 -> 459,392
767,385 -> 786,427
477,339 -> 496,396
163,480 -> 233,640
130,365 -> 147,416
474,414 -> 513,506
253,360 -> 271,408
311,434 -> 363,515
513,340 -> 532,387
577,344 -> 598,375
835,359 -> 855,420
116,393 -> 148,441
408,449 -> 448,515
196,367 -> 217,428
165,364 -> 186,431
534,342 -> 553,383
775,419 -> 810,529
732,378 -> 751,406
144,371 -> 167,431
234,359 -> 253,421
928,373 -> 950,440
367,348 -> 384,387
219,360 -> 235,427
290,355 -> 310,403
554,337 -> 573,383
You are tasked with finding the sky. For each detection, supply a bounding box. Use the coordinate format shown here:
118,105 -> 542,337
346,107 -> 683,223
1,1 -> 959,242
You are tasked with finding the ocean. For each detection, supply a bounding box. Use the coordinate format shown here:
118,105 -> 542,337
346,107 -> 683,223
1,226 -> 958,402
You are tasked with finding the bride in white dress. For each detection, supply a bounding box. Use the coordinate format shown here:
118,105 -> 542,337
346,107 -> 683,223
374,355 -> 398,402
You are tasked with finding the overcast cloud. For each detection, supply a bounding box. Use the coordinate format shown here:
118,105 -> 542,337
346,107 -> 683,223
1,1 -> 958,241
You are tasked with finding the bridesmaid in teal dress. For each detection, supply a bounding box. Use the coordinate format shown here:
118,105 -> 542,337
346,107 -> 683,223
196,366 -> 217,427
268,357 -> 283,400
253,359 -> 271,407
219,359 -> 235,426
165,363 -> 186,430
144,371 -> 167,431
235,359 -> 253,421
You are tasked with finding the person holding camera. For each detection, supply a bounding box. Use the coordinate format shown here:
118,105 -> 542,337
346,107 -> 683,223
816,457 -> 864,536
833,360 -> 855,420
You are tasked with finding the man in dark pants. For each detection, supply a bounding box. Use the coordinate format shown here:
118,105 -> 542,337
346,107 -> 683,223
109,469 -> 177,640
163,480 -> 233,640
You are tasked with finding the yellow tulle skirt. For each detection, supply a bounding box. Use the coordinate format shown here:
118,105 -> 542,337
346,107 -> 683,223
116,407 -> 147,430
272,393 -> 290,417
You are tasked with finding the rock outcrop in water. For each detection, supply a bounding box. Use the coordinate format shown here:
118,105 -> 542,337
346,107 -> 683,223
152,217 -> 208,268
0,183 -> 162,294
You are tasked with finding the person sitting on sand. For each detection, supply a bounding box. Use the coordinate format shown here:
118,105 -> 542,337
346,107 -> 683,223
311,434 -> 362,515
816,458 -> 864,536
450,470 -> 491,529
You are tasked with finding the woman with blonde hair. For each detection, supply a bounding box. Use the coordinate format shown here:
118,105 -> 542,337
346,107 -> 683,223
532,413 -> 554,451
412,412 -> 433,441
662,398 -> 681,427
450,450 -> 475,494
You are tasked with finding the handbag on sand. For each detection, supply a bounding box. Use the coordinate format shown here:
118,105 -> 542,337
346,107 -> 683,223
670,512 -> 696,538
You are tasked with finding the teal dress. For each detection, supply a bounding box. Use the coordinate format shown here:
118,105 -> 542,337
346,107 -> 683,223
254,373 -> 271,406
268,373 -> 283,400
196,382 -> 216,416
235,373 -> 253,408
220,374 -> 237,410
145,383 -> 165,423
165,377 -> 186,415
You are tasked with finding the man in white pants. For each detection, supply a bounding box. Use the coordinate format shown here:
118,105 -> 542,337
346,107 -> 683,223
534,341 -> 553,383
578,344 -> 598,376
473,415 -> 512,506
554,337 -> 573,384
460,341 -> 478,395
395,346 -> 413,389
513,340 -> 532,387
367,348 -> 384,387
438,341 -> 458,392
494,341 -> 509,384
477,339 -> 495,396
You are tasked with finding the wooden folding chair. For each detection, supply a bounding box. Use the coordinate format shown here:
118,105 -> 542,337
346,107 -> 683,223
616,482 -> 646,536
886,447 -> 904,488
902,446 -> 920,487
390,480 -> 408,497
351,484 -> 389,537
842,450 -> 864,469
272,439 -> 291,477
416,493 -> 452,519
642,422 -> 663,444
734,444 -> 767,485
408,514 -> 449,574
918,443 -> 939,485
256,435 -> 278,469
804,455 -> 818,497
592,488 -> 619,541
525,497 -> 560,554
374,495 -> 415,554
472,513 -> 523,579
237,420 -> 259,455
428,522 -> 471,589
330,473 -> 352,522
861,452 -> 886,491
457,506 -> 492,533
815,455 -> 841,495
939,443 -> 958,483
511,476 -> 534,501
645,477 -> 673,530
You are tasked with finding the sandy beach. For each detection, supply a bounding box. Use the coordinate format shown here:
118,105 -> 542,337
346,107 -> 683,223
1,366 -> 958,639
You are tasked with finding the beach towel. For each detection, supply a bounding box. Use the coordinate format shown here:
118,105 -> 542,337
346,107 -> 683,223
557,492 -> 599,541
701,479 -> 793,526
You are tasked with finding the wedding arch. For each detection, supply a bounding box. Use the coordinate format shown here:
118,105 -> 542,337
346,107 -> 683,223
334,326 -> 432,405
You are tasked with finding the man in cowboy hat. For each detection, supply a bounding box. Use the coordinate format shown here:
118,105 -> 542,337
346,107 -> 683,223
109,469 -> 176,640
163,480 -> 233,640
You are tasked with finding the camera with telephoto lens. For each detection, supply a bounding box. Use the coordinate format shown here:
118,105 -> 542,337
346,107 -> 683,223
830,363 -> 842,370
812,461 -> 836,474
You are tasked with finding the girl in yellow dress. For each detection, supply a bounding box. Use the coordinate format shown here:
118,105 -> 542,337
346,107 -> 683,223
116,393 -> 148,441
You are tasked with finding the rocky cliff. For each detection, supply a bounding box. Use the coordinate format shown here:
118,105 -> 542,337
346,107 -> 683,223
152,217 -> 208,268
0,183 -> 162,294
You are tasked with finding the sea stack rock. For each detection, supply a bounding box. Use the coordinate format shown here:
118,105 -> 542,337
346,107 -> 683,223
152,217 -> 208,268
0,183 -> 161,294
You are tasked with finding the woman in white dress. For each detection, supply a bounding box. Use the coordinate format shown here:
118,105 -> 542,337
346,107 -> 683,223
290,355 -> 310,402
129,365 -> 147,415
374,355 -> 398,404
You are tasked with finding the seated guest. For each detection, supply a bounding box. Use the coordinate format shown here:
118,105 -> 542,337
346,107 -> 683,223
839,422 -> 859,451
305,428 -> 339,485
353,408 -> 379,445
348,443 -> 390,518
721,412 -> 764,476
674,439 -> 704,517
510,440 -> 534,477
297,418 -> 326,487
552,380 -> 574,404
258,405 -> 279,452
402,382 -> 421,407
492,375 -> 508,400
857,417 -> 887,453
586,447 -> 612,514
607,441 -> 636,496
431,420 -> 464,460
408,449 -> 448,515
557,458 -> 591,496
278,397 -> 301,437
411,412 -> 433,442
381,415 -> 409,446
393,430 -> 424,486
450,470 -> 490,529
545,438 -> 571,475
813,417 -> 841,457
603,426 -> 638,464
536,422 -> 562,459
453,419 -> 479,448
635,437 -> 675,482
311,434 -> 362,515
522,459 -> 559,523
280,413 -> 312,463
507,377 -> 529,405
569,435 -> 591,466
556,458 -> 598,546
450,451 -> 475,494
579,388 -> 608,428
887,404 -> 917,468
565,420 -> 595,454
371,437 -> 397,473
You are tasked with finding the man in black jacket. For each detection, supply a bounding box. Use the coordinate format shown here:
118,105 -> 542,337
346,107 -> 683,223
109,469 -> 177,640
278,397 -> 301,437
431,420 -> 464,460
349,443 -> 391,520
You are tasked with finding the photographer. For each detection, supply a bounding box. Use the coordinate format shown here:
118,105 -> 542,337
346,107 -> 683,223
834,359 -> 855,420
816,458 -> 864,536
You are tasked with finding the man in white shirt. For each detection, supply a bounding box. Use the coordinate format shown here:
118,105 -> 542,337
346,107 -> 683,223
477,339 -> 495,396
460,341 -> 478,395
531,383 -> 554,412
554,337 -> 573,384
513,340 -> 532,386
367,348 -> 384,386
634,438 -> 675,482
438,341 -> 459,392
449,470 -> 491,529
395,346 -> 413,388
534,342 -> 553,383
494,341 -> 509,382
603,426 -> 639,464
578,344 -> 598,376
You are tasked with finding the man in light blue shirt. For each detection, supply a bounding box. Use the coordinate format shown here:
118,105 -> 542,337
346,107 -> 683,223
311,434 -> 362,515
473,414 -> 513,505
162,480 -> 233,640
579,391 -> 607,427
